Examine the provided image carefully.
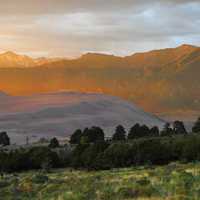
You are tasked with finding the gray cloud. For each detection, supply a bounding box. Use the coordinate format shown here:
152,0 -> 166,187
0,0 -> 199,57
0,0 -> 199,15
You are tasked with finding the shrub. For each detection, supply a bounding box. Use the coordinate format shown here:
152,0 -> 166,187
136,178 -> 151,186
118,187 -> 138,198
0,180 -> 9,188
32,174 -> 49,184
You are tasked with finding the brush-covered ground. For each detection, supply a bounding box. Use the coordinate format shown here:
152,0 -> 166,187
1,163 -> 200,200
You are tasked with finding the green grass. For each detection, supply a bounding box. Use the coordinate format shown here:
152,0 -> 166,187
1,163 -> 200,200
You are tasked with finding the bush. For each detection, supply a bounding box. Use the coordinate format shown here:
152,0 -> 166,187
0,180 -> 9,188
28,146 -> 60,169
32,174 -> 49,184
136,178 -> 151,186
118,187 -> 138,198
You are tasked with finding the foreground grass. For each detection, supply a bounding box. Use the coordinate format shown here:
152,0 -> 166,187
1,163 -> 200,200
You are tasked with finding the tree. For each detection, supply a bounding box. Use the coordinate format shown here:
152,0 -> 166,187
150,126 -> 160,137
91,127 -> 105,142
49,137 -> 59,148
69,129 -> 82,144
128,123 -> 141,139
160,123 -> 173,137
112,125 -> 126,141
28,146 -> 60,169
173,121 -> 187,135
102,143 -> 132,168
0,132 -> 10,146
80,141 -> 108,169
192,117 -> 200,133
82,127 -> 105,143
140,125 -> 150,137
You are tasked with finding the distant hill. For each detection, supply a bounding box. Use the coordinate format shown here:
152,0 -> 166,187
0,44 -> 199,119
0,92 -> 164,144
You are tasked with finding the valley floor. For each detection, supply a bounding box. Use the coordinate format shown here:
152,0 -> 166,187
1,163 -> 200,200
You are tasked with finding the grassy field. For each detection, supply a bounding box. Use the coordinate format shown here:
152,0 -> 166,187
1,163 -> 200,200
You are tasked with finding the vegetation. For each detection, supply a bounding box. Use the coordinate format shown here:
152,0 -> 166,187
112,125 -> 126,141
0,147 -> 61,173
0,118 -> 200,173
1,163 -> 200,199
0,132 -> 10,146
0,118 -> 200,199
49,137 -> 60,148
192,117 -> 200,133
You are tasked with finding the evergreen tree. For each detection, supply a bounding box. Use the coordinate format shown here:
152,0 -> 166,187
128,123 -> 141,139
82,127 -> 105,143
0,132 -> 10,146
150,126 -> 160,137
140,125 -> 150,137
192,117 -> 200,133
69,129 -> 82,144
112,125 -> 126,141
49,137 -> 59,148
173,121 -> 187,135
160,123 -> 173,136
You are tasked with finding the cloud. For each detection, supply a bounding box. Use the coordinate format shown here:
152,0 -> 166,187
0,0 -> 199,57
0,0 -> 199,15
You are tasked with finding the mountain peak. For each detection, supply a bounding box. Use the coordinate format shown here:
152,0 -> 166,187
177,44 -> 198,50
0,51 -> 36,68
81,52 -> 117,58
1,51 -> 18,57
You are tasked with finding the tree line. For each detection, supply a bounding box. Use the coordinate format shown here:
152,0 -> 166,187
69,120 -> 188,145
1,117 -> 200,172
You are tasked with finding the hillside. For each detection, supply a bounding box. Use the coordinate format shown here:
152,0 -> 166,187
0,92 -> 164,144
0,44 -> 199,119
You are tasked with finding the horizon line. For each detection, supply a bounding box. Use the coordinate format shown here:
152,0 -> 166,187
0,43 -> 198,59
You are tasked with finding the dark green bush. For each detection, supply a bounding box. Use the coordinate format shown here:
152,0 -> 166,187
32,174 -> 49,184
0,180 -> 9,188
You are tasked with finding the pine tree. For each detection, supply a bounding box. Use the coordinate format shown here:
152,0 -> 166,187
112,125 -> 126,141
192,117 -> 200,133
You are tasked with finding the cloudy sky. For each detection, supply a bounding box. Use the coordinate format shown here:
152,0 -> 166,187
0,0 -> 200,57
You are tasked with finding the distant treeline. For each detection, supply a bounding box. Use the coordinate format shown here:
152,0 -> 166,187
1,117 -> 200,172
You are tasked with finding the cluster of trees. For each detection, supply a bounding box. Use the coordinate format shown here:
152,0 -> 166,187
69,121 -> 188,145
2,134 -> 200,172
67,119 -> 198,170
70,135 -> 200,170
0,146 -> 61,172
70,127 -> 104,144
1,117 -> 200,172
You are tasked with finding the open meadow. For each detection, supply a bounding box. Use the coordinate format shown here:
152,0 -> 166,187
1,162 -> 200,200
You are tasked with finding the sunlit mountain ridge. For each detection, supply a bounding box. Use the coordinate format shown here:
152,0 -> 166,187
0,44 -> 199,119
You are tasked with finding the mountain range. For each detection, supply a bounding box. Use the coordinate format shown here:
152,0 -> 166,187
0,44 -> 199,120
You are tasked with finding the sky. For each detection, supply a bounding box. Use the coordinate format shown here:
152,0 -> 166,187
0,0 -> 200,58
